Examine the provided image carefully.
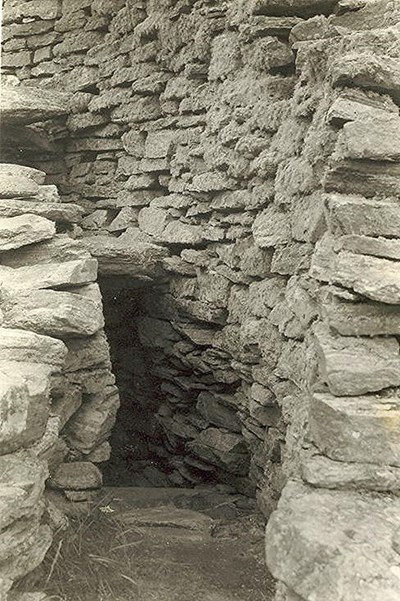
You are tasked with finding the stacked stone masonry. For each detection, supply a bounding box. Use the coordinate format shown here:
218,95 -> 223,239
0,91 -> 119,599
2,0 -> 400,599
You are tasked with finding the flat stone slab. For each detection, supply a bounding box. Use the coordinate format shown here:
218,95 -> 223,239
0,215 -> 55,251
0,175 -> 40,199
115,507 -> 214,533
0,86 -> 69,125
266,480 -> 400,601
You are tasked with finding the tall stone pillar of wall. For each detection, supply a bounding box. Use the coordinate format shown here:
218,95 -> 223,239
0,86 -> 119,599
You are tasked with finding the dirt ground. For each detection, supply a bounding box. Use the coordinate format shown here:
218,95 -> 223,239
16,487 -> 276,601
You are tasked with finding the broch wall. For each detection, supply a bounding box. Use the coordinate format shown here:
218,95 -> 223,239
2,0 -> 400,599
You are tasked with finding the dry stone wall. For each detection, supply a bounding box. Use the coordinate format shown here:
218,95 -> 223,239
3,0 -> 400,599
0,89 -> 119,599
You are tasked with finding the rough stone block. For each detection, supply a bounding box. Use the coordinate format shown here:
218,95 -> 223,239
250,0 -> 337,17
2,289 -> 104,338
0,164 -> 46,185
0,367 -> 50,455
50,462 -> 102,491
314,324 -> 400,395
188,428 -> 250,476
0,86 -> 69,126
326,194 -> 400,237
337,118 -> 400,161
309,392 -> 400,466
266,481 -> 400,601
196,391 -> 242,433
0,176 -> 39,199
64,387 -> 120,454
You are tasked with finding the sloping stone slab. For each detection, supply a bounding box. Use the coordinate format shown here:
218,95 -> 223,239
266,481 -> 400,601
309,392 -> 400,466
0,86 -> 69,125
0,236 -> 90,268
0,258 -> 97,291
0,215 -> 55,251
0,328 -> 66,365
314,324 -> 400,395
2,289 -> 104,338
0,200 -> 83,223
83,234 -> 168,278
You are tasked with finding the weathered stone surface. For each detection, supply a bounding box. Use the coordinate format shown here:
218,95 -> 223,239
332,252 -> 400,305
266,481 -> 400,601
50,462 -> 102,491
0,366 -> 50,455
252,205 -> 291,248
0,215 -> 55,251
188,428 -> 250,475
64,332 -> 110,372
314,324 -> 400,395
309,392 -> 400,466
0,86 -> 69,125
0,258 -> 97,292
2,289 -> 104,338
0,328 -> 66,366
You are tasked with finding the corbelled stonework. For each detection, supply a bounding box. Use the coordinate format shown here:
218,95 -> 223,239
2,0 -> 400,599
